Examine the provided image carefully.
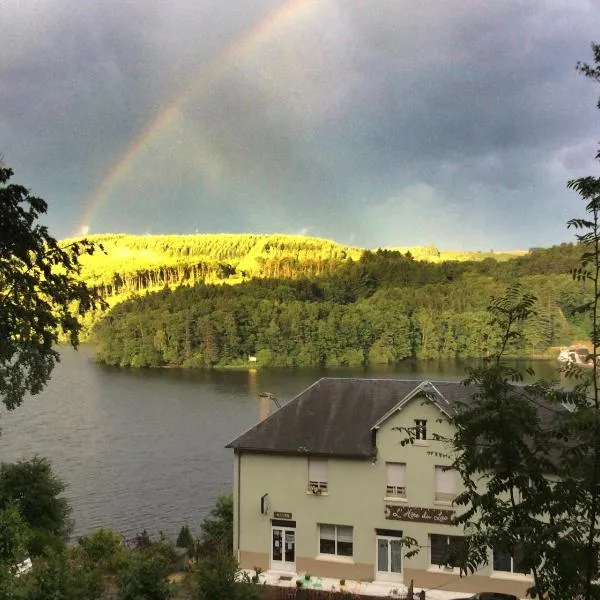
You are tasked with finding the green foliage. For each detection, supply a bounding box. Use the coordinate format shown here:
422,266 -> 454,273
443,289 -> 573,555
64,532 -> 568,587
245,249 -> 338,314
75,528 -> 129,573
0,457 -> 71,556
184,494 -> 256,600
92,266 -> 583,368
424,43 -> 600,600
197,494 -> 233,558
176,525 -> 195,558
116,543 -> 175,600
24,548 -> 104,600
0,164 -> 104,409
0,527 -> 182,600
189,544 -> 259,600
0,504 -> 30,568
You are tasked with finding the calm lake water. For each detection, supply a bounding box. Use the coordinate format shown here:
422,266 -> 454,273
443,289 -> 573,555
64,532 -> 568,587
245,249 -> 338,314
0,347 -> 560,541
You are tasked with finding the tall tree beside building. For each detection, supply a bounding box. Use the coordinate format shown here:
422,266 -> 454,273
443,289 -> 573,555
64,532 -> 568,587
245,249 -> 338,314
436,43 -> 600,600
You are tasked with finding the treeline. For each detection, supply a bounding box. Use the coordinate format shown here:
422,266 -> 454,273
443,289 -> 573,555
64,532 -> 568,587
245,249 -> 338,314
92,245 -> 589,368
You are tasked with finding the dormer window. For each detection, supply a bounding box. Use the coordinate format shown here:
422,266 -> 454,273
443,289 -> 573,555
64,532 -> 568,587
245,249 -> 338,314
415,419 -> 427,440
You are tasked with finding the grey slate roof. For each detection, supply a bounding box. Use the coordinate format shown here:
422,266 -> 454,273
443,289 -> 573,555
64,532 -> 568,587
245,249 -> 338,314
226,378 -> 476,458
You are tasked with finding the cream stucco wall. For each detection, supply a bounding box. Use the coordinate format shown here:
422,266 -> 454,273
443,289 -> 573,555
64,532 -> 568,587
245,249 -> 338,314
233,392 -> 531,596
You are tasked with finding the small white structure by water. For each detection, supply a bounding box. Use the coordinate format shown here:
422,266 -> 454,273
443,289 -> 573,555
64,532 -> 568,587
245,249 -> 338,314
557,346 -> 595,367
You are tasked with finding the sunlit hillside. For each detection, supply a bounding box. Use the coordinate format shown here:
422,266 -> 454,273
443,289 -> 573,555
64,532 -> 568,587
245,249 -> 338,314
390,245 -> 528,262
60,233 -> 363,301
65,233 -> 527,299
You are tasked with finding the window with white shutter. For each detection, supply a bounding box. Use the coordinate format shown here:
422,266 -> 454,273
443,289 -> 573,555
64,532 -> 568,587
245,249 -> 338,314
386,462 -> 406,498
308,458 -> 328,493
435,466 -> 456,503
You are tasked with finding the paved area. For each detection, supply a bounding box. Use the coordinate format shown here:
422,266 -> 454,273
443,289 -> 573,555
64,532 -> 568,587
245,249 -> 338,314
241,569 -> 489,599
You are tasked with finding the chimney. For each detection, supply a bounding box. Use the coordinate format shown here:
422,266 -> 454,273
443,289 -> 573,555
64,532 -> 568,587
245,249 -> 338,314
259,392 -> 272,421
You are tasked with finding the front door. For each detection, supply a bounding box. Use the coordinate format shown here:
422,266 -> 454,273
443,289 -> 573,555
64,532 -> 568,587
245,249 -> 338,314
271,527 -> 296,572
376,536 -> 403,582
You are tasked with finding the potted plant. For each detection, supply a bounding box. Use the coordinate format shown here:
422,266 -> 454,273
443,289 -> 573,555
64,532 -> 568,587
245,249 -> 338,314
296,579 -> 303,588
340,578 -> 346,587
251,566 -> 263,584
304,573 -> 311,581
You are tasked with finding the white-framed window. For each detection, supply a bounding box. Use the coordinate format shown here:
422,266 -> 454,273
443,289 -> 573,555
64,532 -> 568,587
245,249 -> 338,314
319,524 -> 353,557
435,466 -> 456,503
493,546 -> 528,575
308,457 -> 328,493
386,462 -> 406,498
414,419 -> 427,440
430,534 -> 465,568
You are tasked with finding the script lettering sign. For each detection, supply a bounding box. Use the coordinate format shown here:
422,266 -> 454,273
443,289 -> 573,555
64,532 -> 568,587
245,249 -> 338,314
274,511 -> 292,520
385,505 -> 454,524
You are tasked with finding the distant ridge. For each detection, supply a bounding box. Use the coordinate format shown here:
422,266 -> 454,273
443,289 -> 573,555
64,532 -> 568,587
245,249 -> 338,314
62,232 -> 539,310
66,232 -> 526,271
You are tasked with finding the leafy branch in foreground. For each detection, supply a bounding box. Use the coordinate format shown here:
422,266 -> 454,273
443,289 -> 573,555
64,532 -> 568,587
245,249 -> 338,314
427,43 -> 600,600
0,164 -> 105,409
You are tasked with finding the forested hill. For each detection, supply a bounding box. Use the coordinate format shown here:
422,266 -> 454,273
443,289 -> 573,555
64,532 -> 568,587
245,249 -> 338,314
73,233 -> 362,296
91,239 -> 590,368
71,233 -> 530,298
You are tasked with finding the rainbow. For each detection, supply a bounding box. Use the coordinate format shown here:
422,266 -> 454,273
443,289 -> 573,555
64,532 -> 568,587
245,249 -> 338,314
76,0 -> 316,235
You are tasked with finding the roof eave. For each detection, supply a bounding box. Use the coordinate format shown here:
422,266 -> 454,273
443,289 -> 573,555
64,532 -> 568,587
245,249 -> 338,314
226,447 -> 374,460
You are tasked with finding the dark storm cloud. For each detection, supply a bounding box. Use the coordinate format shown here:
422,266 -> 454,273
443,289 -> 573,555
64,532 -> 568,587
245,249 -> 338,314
1,0 -> 599,248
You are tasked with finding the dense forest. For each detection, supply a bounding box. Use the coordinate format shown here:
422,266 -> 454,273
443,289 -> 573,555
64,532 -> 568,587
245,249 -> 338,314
91,240 -> 589,368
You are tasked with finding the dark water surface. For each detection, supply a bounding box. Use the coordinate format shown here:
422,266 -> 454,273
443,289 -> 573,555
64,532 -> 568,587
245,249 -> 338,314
0,347 -> 560,540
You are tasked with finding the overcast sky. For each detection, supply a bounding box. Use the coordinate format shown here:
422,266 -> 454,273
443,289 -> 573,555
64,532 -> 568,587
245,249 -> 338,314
2,0 -> 599,250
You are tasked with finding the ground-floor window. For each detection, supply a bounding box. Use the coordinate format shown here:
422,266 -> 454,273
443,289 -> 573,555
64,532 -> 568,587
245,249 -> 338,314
430,534 -> 466,568
319,524 -> 353,557
493,546 -> 528,575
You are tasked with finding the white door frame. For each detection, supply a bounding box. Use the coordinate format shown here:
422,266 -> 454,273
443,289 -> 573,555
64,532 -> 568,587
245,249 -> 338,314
375,535 -> 404,582
270,526 -> 296,572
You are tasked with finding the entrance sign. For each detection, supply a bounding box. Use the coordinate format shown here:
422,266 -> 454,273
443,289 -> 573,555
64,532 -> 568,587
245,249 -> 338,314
274,511 -> 292,519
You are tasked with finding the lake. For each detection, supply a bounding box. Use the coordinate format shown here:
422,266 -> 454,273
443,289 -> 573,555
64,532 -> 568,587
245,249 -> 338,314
0,347 -> 560,541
